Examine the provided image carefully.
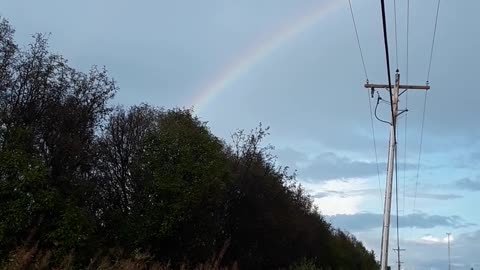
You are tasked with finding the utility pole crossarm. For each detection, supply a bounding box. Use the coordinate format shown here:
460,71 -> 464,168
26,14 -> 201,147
364,83 -> 430,90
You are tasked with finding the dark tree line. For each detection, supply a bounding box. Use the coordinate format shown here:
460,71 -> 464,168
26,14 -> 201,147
0,18 -> 378,269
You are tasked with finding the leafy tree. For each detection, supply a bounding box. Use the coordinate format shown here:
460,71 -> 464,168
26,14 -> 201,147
0,16 -> 116,263
0,17 -> 379,269
0,127 -> 49,257
133,108 -> 231,262
92,104 -> 163,245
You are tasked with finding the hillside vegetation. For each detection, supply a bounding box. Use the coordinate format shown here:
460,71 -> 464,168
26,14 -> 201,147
0,18 -> 378,269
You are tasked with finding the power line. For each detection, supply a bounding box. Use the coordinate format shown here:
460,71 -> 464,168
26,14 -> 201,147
402,112 -> 408,216
402,0 -> 410,217
374,94 -> 391,126
405,0 -> 410,85
413,91 -> 428,212
368,92 -> 384,208
414,0 -> 440,212
347,0 -> 383,210
427,0 -> 441,83
393,0 -> 399,70
380,4 -> 395,264
348,0 -> 369,80
380,0 -> 396,136
374,0 -> 439,268
394,139 -> 401,270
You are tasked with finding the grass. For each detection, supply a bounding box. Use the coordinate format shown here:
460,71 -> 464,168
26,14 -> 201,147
2,239 -> 238,270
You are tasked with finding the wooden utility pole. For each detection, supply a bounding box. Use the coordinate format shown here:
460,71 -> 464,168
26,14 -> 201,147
393,248 -> 405,270
447,233 -> 451,270
364,70 -> 430,270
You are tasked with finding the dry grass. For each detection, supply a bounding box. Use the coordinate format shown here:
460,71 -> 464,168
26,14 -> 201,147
4,243 -> 39,270
3,239 -> 237,270
95,239 -> 234,270
33,249 -> 51,270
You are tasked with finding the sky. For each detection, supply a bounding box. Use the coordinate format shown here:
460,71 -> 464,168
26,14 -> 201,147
2,0 -> 479,268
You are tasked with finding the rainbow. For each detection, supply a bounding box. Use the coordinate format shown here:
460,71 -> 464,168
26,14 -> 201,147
190,0 -> 343,111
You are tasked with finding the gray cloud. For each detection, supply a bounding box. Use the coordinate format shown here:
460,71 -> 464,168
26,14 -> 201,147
311,192 -> 329,199
405,230 -> 480,269
312,188 -> 377,199
313,188 -> 462,201
275,147 -> 308,165
359,229 -> 480,269
458,229 -> 480,246
274,150 -> 405,181
406,192 -> 463,200
327,212 -> 475,232
300,152 -> 388,180
471,151 -> 480,161
456,177 -> 480,191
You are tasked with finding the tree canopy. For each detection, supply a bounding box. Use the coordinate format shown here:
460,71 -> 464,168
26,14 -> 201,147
0,18 -> 378,269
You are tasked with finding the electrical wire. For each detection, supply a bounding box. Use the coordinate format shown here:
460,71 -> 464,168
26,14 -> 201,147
402,0 -> 410,217
348,0 -> 369,80
402,115 -> 408,216
414,0 -> 440,213
393,0 -> 399,70
379,2 -> 401,266
413,91 -> 428,212
375,95 -> 391,126
368,92 -> 384,208
426,0 -> 441,83
347,0 -> 384,211
380,0 -> 396,136
394,135 -> 401,269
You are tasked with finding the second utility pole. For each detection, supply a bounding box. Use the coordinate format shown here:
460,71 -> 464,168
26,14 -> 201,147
447,232 -> 451,270
365,70 -> 430,270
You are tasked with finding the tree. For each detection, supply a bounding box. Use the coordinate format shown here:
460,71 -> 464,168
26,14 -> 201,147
0,16 -> 116,262
92,104 -> 163,246
0,17 -> 379,269
133,108 -> 231,262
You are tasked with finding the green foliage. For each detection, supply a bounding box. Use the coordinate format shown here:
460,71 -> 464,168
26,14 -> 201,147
0,17 -> 379,269
290,258 -> 319,270
0,128 -> 48,257
0,16 -> 115,266
139,109 -> 229,238
47,203 -> 94,252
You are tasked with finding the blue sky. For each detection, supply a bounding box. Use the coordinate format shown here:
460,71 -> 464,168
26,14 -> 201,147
2,0 -> 479,268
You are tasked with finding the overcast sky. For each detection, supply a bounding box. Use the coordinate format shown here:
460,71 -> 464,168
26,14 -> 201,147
2,0 -> 479,268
